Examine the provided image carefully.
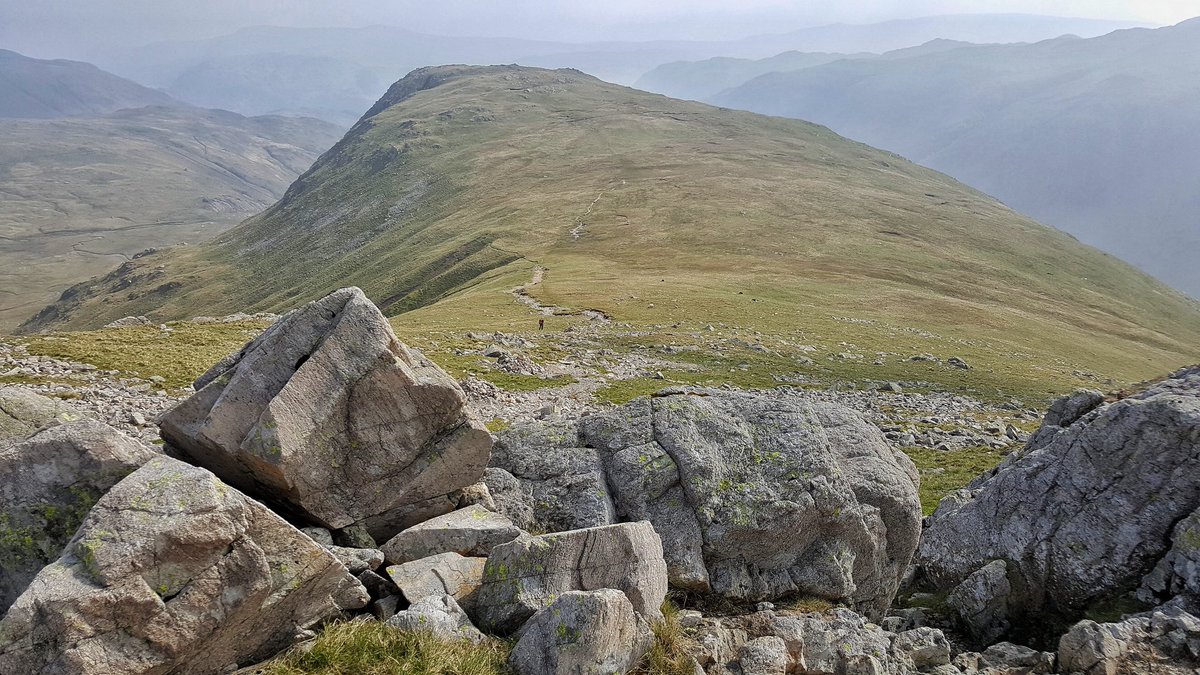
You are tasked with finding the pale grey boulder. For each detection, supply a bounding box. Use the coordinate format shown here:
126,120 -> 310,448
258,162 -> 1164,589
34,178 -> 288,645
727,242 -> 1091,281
387,594 -> 485,644
508,589 -> 653,675
385,552 -> 485,604
473,521 -> 668,635
581,391 -> 921,616
380,504 -> 523,565
892,627 -> 952,670
1058,604 -> 1200,675
976,643 -> 1054,674
0,386 -> 80,448
737,637 -> 788,675
0,419 -> 156,612
487,420 -> 616,532
0,455 -> 369,675
915,366 -> 1200,638
159,287 -> 492,542
946,560 -> 1013,645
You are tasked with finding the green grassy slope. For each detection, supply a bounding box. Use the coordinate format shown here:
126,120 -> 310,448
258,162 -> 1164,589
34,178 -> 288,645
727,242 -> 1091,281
0,106 -> 342,330
21,65 -> 1200,401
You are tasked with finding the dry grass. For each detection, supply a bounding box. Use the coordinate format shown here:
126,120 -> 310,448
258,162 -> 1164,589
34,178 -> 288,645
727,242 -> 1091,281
263,623 -> 511,675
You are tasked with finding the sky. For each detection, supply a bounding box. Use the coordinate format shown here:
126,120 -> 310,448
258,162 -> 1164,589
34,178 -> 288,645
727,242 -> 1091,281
3,0 -> 1199,59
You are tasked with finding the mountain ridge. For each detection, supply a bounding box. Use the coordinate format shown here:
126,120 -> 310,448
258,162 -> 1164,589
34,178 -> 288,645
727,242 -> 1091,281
0,49 -> 175,118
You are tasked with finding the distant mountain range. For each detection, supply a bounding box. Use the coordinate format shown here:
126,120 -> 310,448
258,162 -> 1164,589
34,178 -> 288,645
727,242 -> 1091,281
705,18 -> 1200,297
88,14 -> 1145,124
24,66 -> 1200,398
0,49 -> 173,118
0,50 -> 342,330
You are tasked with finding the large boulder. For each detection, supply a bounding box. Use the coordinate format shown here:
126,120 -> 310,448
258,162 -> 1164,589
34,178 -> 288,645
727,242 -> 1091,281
472,521 -> 668,635
490,390 -> 922,617
508,589 -> 654,675
914,366 -> 1200,640
159,287 -> 492,541
387,594 -> 485,644
0,420 -> 156,612
380,504 -> 523,565
0,455 -> 369,675
0,387 -> 79,448
385,552 -> 486,604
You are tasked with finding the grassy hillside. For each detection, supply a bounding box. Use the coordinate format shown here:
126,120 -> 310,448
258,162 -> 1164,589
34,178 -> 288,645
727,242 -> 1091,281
21,65 -> 1200,403
0,106 -> 342,330
0,49 -> 174,118
714,19 -> 1200,297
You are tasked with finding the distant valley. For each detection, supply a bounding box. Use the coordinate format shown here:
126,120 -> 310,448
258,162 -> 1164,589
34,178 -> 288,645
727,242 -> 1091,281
0,50 -> 342,330
671,19 -> 1200,297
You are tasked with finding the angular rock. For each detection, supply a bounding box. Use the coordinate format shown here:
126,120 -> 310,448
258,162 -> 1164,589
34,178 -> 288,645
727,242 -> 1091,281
0,386 -> 80,448
385,552 -> 485,604
381,504 -> 523,565
892,627 -> 952,669
915,366 -> 1200,638
492,391 -> 921,616
487,420 -> 616,532
1058,604 -> 1200,675
387,594 -> 485,644
0,455 -> 368,675
0,419 -> 156,612
1024,388 -> 1105,448
508,589 -> 653,675
327,546 -> 383,574
159,287 -> 492,541
947,559 -> 1013,645
978,642 -> 1054,673
357,569 -> 397,599
473,521 -> 668,635
300,526 -> 334,547
737,636 -> 788,675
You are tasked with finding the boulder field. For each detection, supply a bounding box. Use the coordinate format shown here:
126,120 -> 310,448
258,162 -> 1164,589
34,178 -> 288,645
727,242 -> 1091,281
0,288 -> 1197,674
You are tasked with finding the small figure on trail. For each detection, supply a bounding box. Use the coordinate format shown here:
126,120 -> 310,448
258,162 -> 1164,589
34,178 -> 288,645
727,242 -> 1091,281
538,318 -> 545,331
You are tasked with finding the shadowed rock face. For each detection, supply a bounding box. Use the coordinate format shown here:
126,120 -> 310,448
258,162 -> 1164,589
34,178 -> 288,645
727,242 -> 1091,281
0,419 -> 157,612
159,287 -> 492,541
0,455 -> 368,675
915,366 -> 1200,641
488,390 -> 922,618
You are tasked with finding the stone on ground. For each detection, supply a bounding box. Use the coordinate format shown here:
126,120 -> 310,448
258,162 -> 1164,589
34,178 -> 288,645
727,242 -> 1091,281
508,589 -> 653,675
0,455 -> 368,675
0,386 -> 79,448
472,521 -> 668,635
385,552 -> 486,604
1058,604 -> 1200,675
0,419 -> 156,612
381,504 -> 523,565
387,594 -> 485,644
159,287 -> 492,542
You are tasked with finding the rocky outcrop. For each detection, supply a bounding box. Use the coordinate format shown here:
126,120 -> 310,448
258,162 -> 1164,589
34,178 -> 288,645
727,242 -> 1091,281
0,455 -> 368,675
508,589 -> 653,675
1058,604 -> 1200,675
914,366 -> 1200,641
159,287 -> 492,541
1139,509 -> 1200,606
0,419 -> 156,612
946,560 -> 1014,645
387,594 -> 485,644
472,521 -> 668,635
489,390 -> 922,617
381,504 -> 523,565
0,386 -> 78,448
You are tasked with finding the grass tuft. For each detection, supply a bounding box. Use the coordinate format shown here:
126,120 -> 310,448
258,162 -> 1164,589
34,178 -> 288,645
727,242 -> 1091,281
635,601 -> 699,675
263,622 -> 511,675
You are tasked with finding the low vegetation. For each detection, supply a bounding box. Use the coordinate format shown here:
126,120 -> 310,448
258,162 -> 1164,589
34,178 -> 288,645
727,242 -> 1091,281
263,623 -> 510,675
902,445 -> 1007,515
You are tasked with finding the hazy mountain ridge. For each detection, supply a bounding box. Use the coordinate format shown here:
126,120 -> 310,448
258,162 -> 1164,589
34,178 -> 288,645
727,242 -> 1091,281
0,49 -> 174,118
0,104 -> 342,330
87,14 -> 1147,123
712,19 -> 1200,297
22,66 -> 1200,399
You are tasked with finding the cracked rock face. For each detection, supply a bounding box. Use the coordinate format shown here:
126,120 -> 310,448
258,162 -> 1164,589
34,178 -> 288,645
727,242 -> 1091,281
508,589 -> 654,675
489,391 -> 922,618
471,521 -> 668,636
915,366 -> 1200,639
0,455 -> 368,675
159,287 -> 492,542
0,419 -> 157,613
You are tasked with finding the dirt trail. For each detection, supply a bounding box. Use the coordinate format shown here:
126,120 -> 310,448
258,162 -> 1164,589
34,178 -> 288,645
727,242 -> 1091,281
510,266 -> 609,321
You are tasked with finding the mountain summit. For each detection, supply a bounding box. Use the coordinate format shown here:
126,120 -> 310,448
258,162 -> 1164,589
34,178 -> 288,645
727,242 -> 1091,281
0,49 -> 174,118
25,65 -> 1200,390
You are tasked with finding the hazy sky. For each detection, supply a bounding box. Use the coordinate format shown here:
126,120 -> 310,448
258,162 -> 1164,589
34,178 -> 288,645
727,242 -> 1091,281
3,0 -> 1199,59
